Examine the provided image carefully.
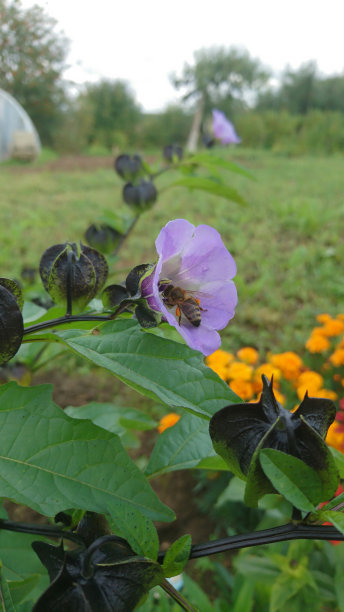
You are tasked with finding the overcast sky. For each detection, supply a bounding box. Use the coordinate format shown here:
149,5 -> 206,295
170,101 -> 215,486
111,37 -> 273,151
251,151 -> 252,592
20,0 -> 344,111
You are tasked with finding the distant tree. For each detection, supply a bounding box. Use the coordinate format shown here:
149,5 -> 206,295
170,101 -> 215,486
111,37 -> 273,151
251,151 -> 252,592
171,46 -> 269,150
0,0 -> 69,144
138,105 -> 191,148
79,80 -> 141,150
313,75 -> 344,113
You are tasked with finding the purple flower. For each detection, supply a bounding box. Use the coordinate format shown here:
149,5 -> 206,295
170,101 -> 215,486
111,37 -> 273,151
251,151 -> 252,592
141,219 -> 237,356
212,109 -> 241,145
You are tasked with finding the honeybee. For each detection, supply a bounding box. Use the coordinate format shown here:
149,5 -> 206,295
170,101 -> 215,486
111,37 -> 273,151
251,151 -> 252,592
160,282 -> 206,327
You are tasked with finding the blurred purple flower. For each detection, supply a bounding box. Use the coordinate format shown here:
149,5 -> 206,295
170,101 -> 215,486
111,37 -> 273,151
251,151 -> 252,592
141,219 -> 237,356
212,109 -> 241,145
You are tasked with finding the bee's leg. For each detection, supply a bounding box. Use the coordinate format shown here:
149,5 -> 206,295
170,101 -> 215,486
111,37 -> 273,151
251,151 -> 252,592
175,306 -> 182,325
195,298 -> 207,312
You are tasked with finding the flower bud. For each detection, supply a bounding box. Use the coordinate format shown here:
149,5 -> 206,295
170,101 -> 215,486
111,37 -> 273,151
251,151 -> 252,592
123,180 -> 157,213
84,224 -> 123,254
39,242 -> 108,313
114,154 -> 143,182
163,144 -> 183,163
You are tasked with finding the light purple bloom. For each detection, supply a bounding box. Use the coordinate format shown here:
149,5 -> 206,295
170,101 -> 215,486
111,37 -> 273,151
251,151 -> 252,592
212,109 -> 241,145
141,219 -> 237,356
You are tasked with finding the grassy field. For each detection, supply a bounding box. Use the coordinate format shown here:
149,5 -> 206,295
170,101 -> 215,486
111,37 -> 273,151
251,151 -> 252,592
1,148 -> 343,356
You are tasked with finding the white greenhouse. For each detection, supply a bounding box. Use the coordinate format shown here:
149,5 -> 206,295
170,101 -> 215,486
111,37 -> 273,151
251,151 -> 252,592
0,89 -> 41,162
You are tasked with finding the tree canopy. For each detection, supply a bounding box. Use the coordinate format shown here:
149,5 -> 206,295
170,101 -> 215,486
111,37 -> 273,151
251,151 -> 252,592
78,80 -> 141,150
0,0 -> 68,144
172,46 -> 270,115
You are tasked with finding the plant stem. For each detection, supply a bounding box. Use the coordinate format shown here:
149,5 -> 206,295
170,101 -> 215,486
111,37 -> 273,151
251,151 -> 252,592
158,523 -> 344,562
160,578 -> 198,612
0,518 -> 85,547
23,314 -> 111,336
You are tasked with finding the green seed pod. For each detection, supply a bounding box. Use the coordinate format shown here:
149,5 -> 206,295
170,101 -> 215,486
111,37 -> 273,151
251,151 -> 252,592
84,224 -> 123,254
209,376 -> 338,505
39,242 -> 108,313
0,282 -> 24,365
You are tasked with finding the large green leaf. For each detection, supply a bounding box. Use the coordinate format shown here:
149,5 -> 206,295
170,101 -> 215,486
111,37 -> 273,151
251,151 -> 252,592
145,413 -> 219,478
32,319 -> 238,418
186,152 -> 255,180
0,382 -> 173,522
169,176 -> 248,206
107,505 -> 159,560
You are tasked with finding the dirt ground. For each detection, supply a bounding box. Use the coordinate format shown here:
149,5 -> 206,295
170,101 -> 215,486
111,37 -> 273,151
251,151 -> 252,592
4,154 -> 115,174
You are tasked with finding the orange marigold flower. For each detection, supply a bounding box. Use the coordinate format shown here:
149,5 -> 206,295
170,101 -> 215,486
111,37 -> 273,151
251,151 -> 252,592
306,332 -> 330,353
337,314 -> 344,321
253,363 -> 281,393
229,379 -> 254,400
329,349 -> 344,367
206,349 -> 234,368
297,386 -> 338,402
316,313 -> 332,324
297,370 -> 324,390
319,318 -> 344,338
269,352 -> 303,381
158,412 -> 181,433
236,347 -> 259,365
227,361 -> 253,381
326,422 -> 344,453
206,349 -> 235,381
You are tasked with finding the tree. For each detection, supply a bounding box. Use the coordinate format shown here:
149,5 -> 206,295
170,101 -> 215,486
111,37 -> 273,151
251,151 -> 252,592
78,80 -> 141,150
171,46 -> 269,150
0,0 -> 69,144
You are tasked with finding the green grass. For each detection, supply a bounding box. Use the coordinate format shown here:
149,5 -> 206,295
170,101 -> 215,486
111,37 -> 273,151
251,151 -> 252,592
1,148 -> 343,355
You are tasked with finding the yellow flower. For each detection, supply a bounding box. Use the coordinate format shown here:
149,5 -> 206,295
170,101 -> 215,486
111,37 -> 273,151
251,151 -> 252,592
329,349 -> 344,367
229,379 -> 254,400
227,361 -> 253,381
305,332 -> 330,353
236,347 -> 259,365
158,413 -> 181,434
269,352 -> 303,381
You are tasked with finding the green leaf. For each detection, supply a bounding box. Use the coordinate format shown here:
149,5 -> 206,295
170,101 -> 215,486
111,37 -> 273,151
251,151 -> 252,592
318,510 -> 344,535
145,413 -> 218,478
0,506 -> 48,600
259,449 -> 323,512
0,566 -> 16,612
47,319 -> 239,418
0,382 -> 174,522
270,571 -> 316,612
162,535 -> 192,578
330,447 -> 344,478
170,176 -> 248,206
65,402 -> 156,435
186,152 -> 255,180
8,576 -> 40,606
107,505 -> 159,560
